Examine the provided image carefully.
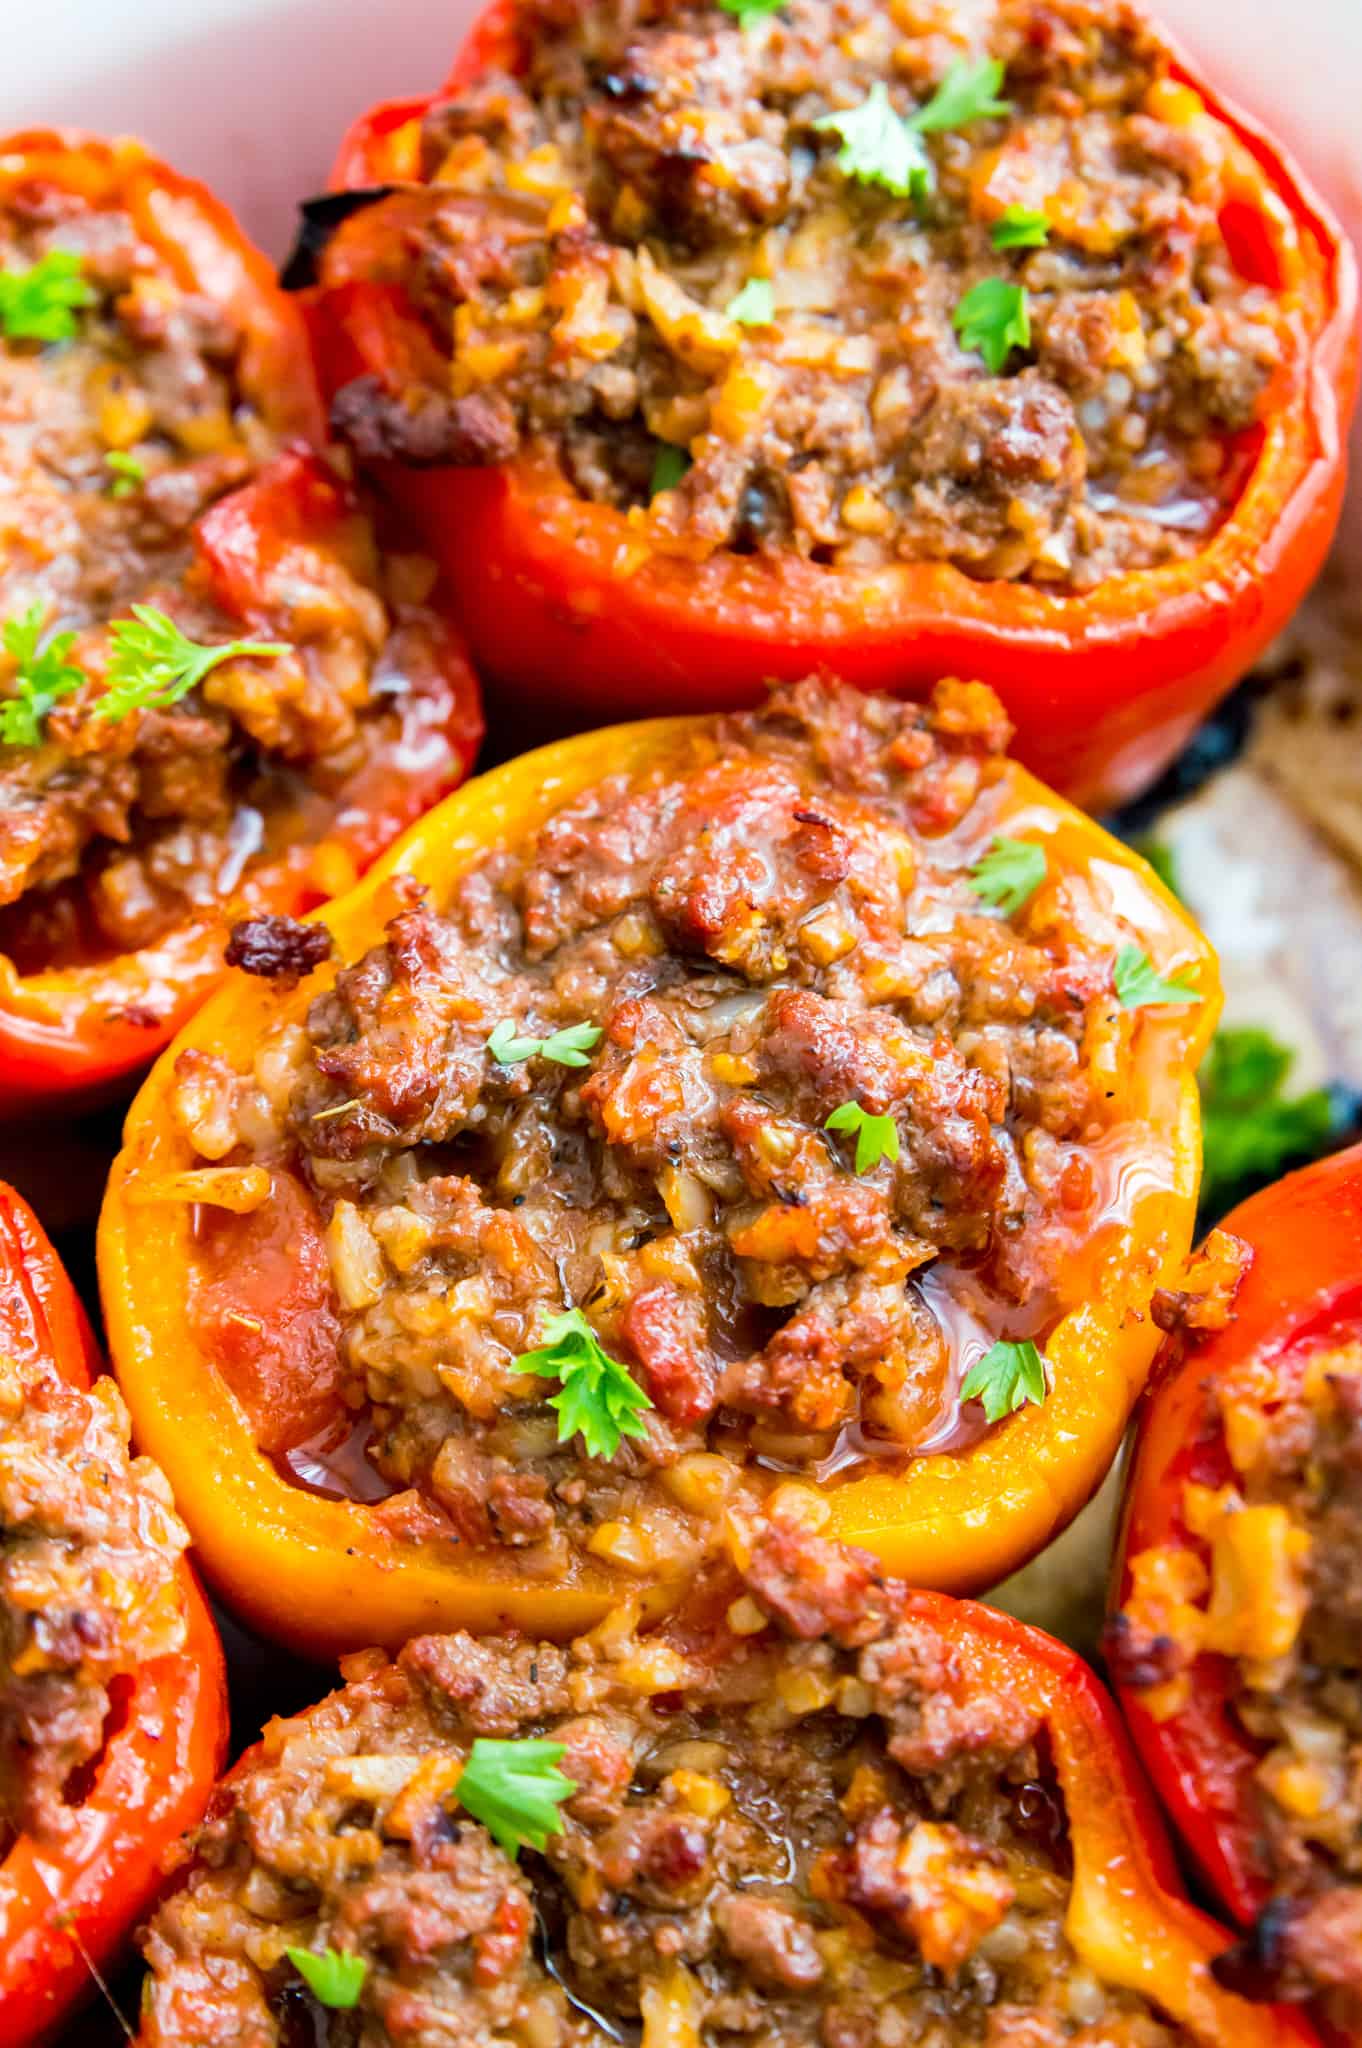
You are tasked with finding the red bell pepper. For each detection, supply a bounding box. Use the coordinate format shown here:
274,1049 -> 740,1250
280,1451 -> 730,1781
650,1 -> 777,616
0,134 -> 483,1117
315,4 -> 1358,808
1110,1145 -> 1362,2047
0,1183 -> 228,2048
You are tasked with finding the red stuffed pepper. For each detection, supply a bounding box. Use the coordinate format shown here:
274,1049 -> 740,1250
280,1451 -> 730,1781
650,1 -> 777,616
313,0 -> 1357,806
134,1499 -> 1316,2047
0,132 -> 483,1116
0,1181 -> 227,2046
1109,1146 -> 1362,2047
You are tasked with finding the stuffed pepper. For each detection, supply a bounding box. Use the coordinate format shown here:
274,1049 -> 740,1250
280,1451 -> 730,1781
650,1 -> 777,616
1109,1146 -> 1362,2046
0,132 -> 484,1115
102,679 -> 1215,1655
0,1181 -> 227,2046
134,1502 -> 1314,2046
309,0 -> 1357,806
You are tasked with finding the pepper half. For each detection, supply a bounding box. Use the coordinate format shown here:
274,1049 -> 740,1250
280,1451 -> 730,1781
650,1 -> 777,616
1110,1145 -> 1362,2048
0,133 -> 483,1116
310,0 -> 1358,809
0,1182 -> 227,2047
101,701 -> 1216,1658
130,1503 -> 1320,2046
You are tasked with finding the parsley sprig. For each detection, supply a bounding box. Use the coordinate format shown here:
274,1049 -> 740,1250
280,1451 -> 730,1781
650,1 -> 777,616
0,250 -> 94,344
0,604 -> 85,747
93,606 -> 290,723
1199,1027 -> 1337,1217
487,1019 -> 603,1068
814,84 -> 932,202
825,1100 -> 901,1175
513,1308 -> 653,1460
285,1947 -> 367,2010
961,1337 -> 1047,1422
814,57 -> 1010,201
953,278 -> 1030,373
104,451 -> 145,498
968,836 -> 1046,915
1113,945 -> 1202,1011
727,276 -> 775,326
650,443 -> 691,497
991,205 -> 1050,250
456,1738 -> 577,1856
912,57 -> 1010,132
717,0 -> 784,27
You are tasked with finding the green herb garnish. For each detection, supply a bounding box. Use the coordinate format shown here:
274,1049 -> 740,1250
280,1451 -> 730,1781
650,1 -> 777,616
649,443 -> 691,497
92,606 -> 289,723
0,604 -> 85,747
512,1308 -> 653,1460
912,57 -> 1010,133
960,1338 -> 1047,1422
487,1019 -> 602,1068
0,250 -> 94,344
726,277 -> 775,326
456,1737 -> 577,1856
104,451 -> 145,498
1113,945 -> 1203,1011
990,205 -> 1050,250
967,836 -> 1046,915
952,278 -> 1030,373
814,83 -> 933,202
825,1100 -> 901,1175
1198,1027 -> 1337,1217
717,0 -> 785,26
285,1948 -> 368,2010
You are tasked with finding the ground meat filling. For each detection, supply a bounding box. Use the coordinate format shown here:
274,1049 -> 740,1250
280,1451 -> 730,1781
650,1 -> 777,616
0,185 -> 448,971
170,679 -> 1175,1584
1114,1335 -> 1362,2033
333,0 -> 1286,585
0,1354 -> 190,1849
138,1513 -> 1194,2046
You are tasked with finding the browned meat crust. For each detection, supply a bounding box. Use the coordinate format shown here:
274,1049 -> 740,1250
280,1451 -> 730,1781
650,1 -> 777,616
335,0 -> 1286,586
0,1356 -> 189,1844
138,1509 -> 1194,2046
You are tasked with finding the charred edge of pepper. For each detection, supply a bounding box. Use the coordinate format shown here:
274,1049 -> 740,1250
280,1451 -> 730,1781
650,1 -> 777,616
279,188 -> 401,293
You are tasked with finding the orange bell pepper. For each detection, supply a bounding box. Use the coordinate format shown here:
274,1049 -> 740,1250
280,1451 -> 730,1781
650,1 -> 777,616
311,5 -> 1358,809
1110,1146 -> 1362,2047
0,134 -> 483,1117
0,1183 -> 227,2048
101,705 -> 1216,1659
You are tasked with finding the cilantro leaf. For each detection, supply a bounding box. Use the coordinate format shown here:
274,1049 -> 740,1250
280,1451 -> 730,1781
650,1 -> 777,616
960,1337 -> 1047,1423
968,836 -> 1046,915
990,205 -> 1050,250
1198,1027 -> 1337,1217
455,1737 -> 576,1856
0,604 -> 85,747
726,277 -> 775,326
650,443 -> 691,497
0,249 -> 94,344
104,451 -> 145,498
1113,945 -> 1203,1010
93,606 -> 290,723
825,1100 -> 901,1175
953,278 -> 1030,373
285,1947 -> 367,2009
512,1307 -> 653,1460
487,1019 -> 602,1067
814,84 -> 933,202
912,57 -> 1010,133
